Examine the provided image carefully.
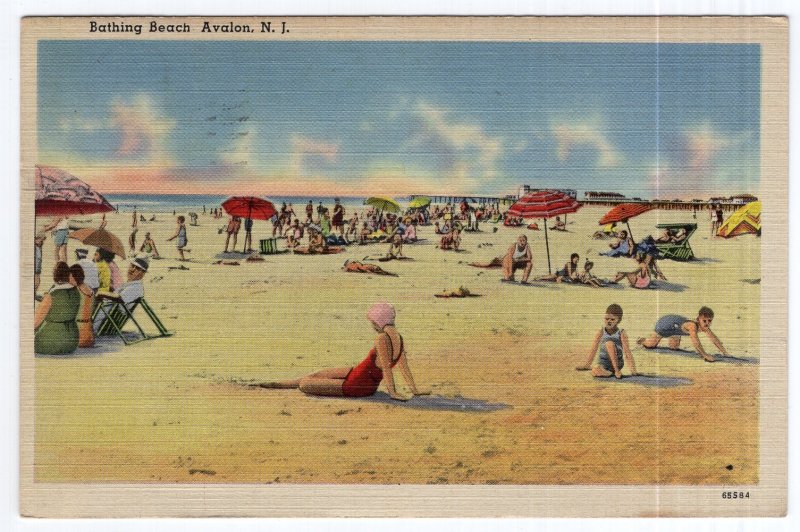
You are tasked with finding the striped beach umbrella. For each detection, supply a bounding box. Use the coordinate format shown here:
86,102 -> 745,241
35,165 -> 114,216
598,202 -> 653,241
507,190 -> 582,273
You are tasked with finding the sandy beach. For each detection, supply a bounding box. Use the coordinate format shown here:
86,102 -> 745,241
32,204 -> 760,485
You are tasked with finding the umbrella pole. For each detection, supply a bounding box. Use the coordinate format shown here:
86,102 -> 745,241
626,220 -> 634,242
544,219 -> 552,274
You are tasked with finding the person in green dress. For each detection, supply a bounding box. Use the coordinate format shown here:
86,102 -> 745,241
34,262 -> 80,355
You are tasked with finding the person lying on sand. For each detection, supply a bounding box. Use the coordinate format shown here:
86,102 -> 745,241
435,286 -> 479,298
637,307 -> 729,363
538,253 -> 580,283
469,256 -> 504,268
592,222 -> 618,239
502,235 -> 532,283
576,304 -> 638,378
342,259 -> 397,276
259,302 -> 428,401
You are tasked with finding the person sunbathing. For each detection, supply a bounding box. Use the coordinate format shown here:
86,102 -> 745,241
358,222 -> 371,244
601,230 -> 635,257
592,222 -> 618,239
386,233 -> 404,259
670,227 -> 687,242
578,261 -> 606,287
402,221 -> 418,242
259,302 -> 427,400
655,228 -> 674,243
439,227 -> 461,251
539,253 -> 580,283
550,216 -> 567,231
307,228 -> 328,253
612,258 -> 651,289
342,259 -> 397,276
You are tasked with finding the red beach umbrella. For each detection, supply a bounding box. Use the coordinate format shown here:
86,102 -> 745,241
35,165 -> 115,216
221,196 -> 277,221
507,190 -> 582,273
598,203 -> 653,241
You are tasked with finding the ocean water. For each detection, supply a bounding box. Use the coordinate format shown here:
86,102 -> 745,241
105,194 -> 385,214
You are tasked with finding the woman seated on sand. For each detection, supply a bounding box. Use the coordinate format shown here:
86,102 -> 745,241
577,261 -> 606,288
260,302 -> 427,401
285,219 -> 304,249
386,233 -> 404,259
402,221 -> 418,242
139,232 -> 160,259
307,227 -> 328,253
601,230 -> 635,257
439,227 -> 461,251
358,222 -> 371,244
539,253 -> 580,283
34,262 -> 80,356
612,257 -> 651,289
550,216 -> 567,231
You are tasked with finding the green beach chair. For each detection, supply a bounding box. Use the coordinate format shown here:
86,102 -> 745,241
92,295 -> 174,345
259,237 -> 280,254
653,223 -> 697,261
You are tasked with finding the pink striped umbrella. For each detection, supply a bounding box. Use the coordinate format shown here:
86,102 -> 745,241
35,165 -> 114,216
507,190 -> 582,273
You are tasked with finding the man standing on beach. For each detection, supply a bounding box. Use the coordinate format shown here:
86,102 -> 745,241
332,198 -> 345,236
243,217 -> 254,253
224,216 -> 241,253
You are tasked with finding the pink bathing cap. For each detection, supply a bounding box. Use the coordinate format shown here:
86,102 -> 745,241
367,301 -> 396,329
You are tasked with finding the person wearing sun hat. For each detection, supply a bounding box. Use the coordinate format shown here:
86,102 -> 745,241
93,254 -> 149,332
259,302 -> 428,400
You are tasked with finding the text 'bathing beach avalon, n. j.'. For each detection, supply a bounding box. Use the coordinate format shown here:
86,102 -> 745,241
89,20 -> 289,35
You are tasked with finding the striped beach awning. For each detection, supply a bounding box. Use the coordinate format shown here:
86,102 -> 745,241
507,190 -> 582,219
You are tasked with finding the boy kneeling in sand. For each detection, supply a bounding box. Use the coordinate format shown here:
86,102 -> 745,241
576,304 -> 638,378
637,307 -> 728,363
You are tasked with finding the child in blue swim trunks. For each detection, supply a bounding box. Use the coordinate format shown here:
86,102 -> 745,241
576,304 -> 638,378
637,307 -> 728,363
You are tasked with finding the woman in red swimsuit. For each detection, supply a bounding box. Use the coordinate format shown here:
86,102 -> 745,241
262,302 -> 427,401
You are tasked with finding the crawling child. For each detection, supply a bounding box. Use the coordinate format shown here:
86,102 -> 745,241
576,304 -> 638,378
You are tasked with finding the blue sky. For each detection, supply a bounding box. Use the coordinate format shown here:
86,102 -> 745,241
38,41 -> 760,198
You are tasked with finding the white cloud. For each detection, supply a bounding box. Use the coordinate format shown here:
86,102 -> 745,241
109,94 -> 175,163
407,101 -> 504,181
289,135 -> 340,176
551,119 -> 622,168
